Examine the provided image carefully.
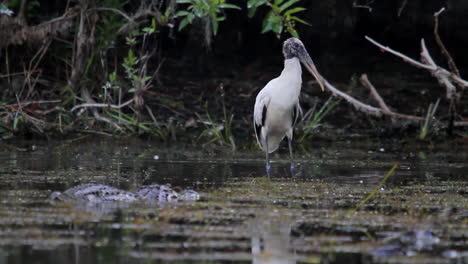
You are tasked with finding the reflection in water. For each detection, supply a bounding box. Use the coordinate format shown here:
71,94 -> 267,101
250,210 -> 296,264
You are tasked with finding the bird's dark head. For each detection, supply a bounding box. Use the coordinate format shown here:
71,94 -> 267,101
282,37 -> 306,59
282,37 -> 326,91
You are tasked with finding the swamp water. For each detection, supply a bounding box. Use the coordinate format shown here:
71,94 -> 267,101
0,136 -> 466,264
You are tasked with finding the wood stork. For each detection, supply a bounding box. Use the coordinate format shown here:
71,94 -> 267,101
253,37 -> 325,177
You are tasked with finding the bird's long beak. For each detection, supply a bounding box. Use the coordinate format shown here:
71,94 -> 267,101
300,52 -> 325,92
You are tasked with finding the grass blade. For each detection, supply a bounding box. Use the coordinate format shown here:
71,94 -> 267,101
347,163 -> 399,215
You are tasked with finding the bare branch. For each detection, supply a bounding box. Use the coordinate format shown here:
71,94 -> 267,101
420,39 -> 457,99
433,8 -> 461,78
398,0 -> 408,17
365,36 -> 433,70
353,1 -> 373,12
322,75 -> 427,122
323,79 -> 382,117
434,7 -> 445,17
365,36 -> 468,101
360,74 -> 391,112
454,120 -> 468,126
452,75 -> 468,88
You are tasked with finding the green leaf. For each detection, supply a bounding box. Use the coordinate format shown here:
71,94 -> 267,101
291,16 -> 311,26
278,0 -> 300,12
176,0 -> 192,3
178,17 -> 191,31
164,8 -> 172,17
193,6 -> 205,17
187,13 -> 195,23
261,12 -> 274,33
246,0 -> 254,8
271,16 -> 283,34
13,115 -> 19,130
261,12 -> 282,34
247,0 -> 261,8
142,27 -> 154,34
284,7 -> 306,16
212,17 -> 219,35
219,3 -> 241,9
287,27 -> 299,38
247,6 -> 258,17
125,49 -> 136,65
174,10 -> 190,17
109,71 -> 117,82
274,0 -> 284,5
247,0 -> 267,17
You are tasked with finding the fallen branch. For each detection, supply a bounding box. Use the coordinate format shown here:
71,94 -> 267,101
360,74 -> 390,113
323,79 -> 382,117
322,74 -> 426,122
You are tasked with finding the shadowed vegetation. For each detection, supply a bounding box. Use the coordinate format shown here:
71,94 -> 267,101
0,0 -> 467,145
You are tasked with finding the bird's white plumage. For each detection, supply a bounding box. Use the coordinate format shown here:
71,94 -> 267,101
254,57 -> 303,153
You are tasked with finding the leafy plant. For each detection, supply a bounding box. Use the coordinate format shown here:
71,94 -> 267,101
197,101 -> 236,151
95,21 -> 159,133
299,96 -> 340,142
419,98 -> 440,140
175,0 -> 240,35
247,0 -> 310,38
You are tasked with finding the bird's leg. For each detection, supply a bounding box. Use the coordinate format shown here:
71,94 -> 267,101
288,136 -> 295,176
265,135 -> 271,178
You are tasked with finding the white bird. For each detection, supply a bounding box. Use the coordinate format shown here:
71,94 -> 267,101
253,37 -> 325,177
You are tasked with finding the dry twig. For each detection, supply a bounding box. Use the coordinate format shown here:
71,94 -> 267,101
365,36 -> 468,100
352,1 -> 373,12
322,74 -> 426,122
433,8 -> 461,80
318,34 -> 468,127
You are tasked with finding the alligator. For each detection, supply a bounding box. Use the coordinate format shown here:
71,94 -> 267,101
49,183 -> 200,205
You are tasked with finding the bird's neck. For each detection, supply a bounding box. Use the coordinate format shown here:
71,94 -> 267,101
281,58 -> 302,77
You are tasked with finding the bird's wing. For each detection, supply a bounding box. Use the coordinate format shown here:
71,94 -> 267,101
253,91 -> 271,147
291,101 -> 303,128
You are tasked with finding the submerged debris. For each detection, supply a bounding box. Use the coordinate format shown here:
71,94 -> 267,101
373,230 -> 441,257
